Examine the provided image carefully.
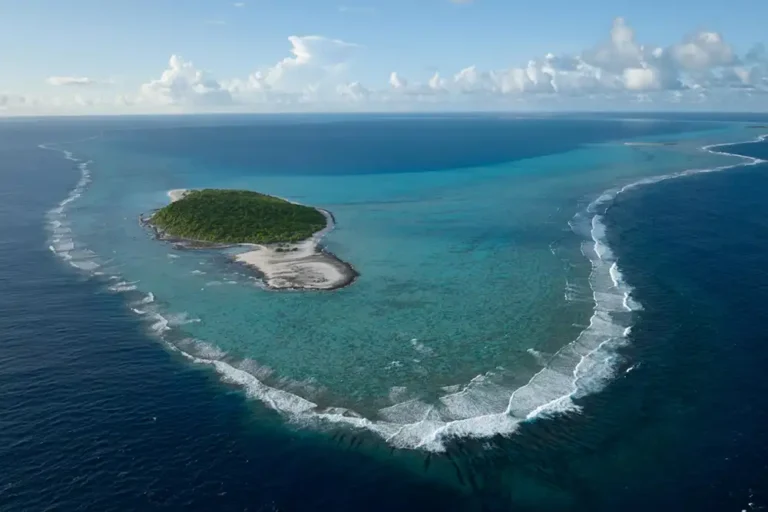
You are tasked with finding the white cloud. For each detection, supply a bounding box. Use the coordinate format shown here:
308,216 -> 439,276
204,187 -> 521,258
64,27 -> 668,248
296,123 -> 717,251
8,18 -> 768,115
581,18 -> 650,73
428,72 -> 447,92
222,35 -> 361,106
139,55 -> 233,107
623,68 -> 663,91
389,71 -> 408,89
382,17 -> 762,104
337,81 -> 370,101
233,2 -> 245,6
494,62 -> 556,93
453,66 -> 497,94
46,76 -> 98,87
670,31 -> 735,71
268,36 -> 359,86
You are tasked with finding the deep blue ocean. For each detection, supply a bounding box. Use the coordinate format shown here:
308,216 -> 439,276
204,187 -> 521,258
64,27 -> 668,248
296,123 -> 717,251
1,114 -> 768,511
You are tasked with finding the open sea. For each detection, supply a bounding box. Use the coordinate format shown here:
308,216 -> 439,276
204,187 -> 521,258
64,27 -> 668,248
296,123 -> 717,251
1,113 -> 767,511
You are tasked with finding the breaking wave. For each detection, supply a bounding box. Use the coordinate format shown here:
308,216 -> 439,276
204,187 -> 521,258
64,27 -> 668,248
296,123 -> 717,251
42,132 -> 767,452
42,138 -> 102,274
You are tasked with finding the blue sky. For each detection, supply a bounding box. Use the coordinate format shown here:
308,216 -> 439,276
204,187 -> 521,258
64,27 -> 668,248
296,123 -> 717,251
1,0 -> 767,114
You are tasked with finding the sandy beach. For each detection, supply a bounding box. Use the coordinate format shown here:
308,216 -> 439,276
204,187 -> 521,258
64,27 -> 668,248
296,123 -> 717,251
234,207 -> 357,291
167,189 -> 191,202
161,189 -> 356,291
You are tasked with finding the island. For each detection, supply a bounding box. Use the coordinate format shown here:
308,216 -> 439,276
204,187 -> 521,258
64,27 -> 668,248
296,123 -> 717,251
145,189 -> 357,291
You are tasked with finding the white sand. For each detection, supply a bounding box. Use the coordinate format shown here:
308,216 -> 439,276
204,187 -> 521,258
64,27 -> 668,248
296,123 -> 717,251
235,241 -> 352,290
162,189 -> 355,290
235,209 -> 355,290
167,189 -> 190,202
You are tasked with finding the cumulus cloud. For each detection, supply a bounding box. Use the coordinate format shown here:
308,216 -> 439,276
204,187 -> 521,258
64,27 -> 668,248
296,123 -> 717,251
265,36 -> 359,88
337,81 -> 370,101
139,55 -> 232,107
221,35 -> 361,106
453,66 -> 497,94
383,17 -> 764,104
34,18 -> 766,114
670,31 -> 736,70
389,72 -> 408,89
582,18 -> 647,72
134,35 -> 363,110
428,72 -> 447,92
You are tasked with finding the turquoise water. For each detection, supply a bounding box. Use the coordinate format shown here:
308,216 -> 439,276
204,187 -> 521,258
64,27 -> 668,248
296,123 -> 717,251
47,116 -> 755,451
8,115 -> 768,510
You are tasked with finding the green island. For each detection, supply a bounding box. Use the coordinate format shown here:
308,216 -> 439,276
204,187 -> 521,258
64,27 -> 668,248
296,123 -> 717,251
150,189 -> 327,244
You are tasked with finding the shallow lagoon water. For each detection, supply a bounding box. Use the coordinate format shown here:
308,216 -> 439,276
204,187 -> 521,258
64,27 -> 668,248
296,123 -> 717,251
4,114 -> 768,510
41,115 -> 755,450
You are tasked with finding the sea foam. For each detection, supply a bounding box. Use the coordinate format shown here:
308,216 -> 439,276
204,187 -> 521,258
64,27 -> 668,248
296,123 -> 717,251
247,132 -> 768,451
41,138 -> 101,274
43,130 -> 768,452
109,280 -> 139,292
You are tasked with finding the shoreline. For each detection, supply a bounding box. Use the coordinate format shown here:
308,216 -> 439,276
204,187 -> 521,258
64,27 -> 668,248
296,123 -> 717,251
45,130 -> 768,452
232,207 -> 358,291
146,189 -> 358,291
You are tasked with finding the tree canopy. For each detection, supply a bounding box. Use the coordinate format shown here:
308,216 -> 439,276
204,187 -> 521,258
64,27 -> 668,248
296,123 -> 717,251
151,189 -> 327,244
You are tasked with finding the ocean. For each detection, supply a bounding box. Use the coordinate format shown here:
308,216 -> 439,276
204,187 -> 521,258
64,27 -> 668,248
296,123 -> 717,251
1,113 -> 767,511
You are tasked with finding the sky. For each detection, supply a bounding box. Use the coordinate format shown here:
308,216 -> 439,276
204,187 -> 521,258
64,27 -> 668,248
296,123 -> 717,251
1,0 -> 767,115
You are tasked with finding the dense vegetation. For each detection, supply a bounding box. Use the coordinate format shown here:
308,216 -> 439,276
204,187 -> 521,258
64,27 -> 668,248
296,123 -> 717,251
151,189 -> 327,244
